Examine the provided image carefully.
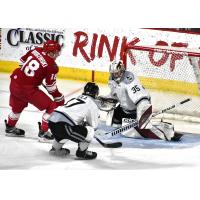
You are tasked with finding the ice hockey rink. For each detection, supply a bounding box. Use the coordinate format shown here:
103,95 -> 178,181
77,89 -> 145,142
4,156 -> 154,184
1,72 -> 200,170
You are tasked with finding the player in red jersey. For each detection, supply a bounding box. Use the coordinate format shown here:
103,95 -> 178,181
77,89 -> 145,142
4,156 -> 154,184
4,40 -> 65,141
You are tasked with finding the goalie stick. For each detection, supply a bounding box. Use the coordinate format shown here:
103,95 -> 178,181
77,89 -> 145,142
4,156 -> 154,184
100,119 -> 138,140
140,98 -> 192,129
101,98 -> 191,139
151,98 -> 191,117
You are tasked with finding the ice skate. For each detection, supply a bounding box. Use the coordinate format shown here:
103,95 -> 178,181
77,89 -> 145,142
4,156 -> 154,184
38,122 -> 54,142
76,148 -> 97,160
5,120 -> 25,137
49,147 -> 70,157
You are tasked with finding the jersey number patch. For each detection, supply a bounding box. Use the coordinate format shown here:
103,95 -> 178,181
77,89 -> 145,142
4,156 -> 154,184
21,56 -> 39,77
131,85 -> 141,93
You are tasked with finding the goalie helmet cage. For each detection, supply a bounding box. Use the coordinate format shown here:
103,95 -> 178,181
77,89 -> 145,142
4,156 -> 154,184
122,44 -> 200,122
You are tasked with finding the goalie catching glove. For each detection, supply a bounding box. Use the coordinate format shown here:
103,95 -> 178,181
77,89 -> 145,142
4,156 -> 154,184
95,96 -> 118,111
97,96 -> 118,104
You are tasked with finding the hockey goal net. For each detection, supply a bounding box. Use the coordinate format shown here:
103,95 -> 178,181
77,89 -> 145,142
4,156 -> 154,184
123,44 -> 200,123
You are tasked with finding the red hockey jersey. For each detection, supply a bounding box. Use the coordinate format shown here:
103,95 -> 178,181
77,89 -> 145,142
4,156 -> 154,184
10,47 -> 62,98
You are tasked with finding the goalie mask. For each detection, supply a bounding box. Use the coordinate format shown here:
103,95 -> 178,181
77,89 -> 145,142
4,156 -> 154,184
109,60 -> 125,82
83,82 -> 99,98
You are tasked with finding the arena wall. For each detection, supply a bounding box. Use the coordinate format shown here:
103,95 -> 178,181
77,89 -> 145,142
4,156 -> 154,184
1,28 -> 200,95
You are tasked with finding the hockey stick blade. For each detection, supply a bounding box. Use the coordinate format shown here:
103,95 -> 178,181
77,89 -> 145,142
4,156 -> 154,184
94,136 -> 122,148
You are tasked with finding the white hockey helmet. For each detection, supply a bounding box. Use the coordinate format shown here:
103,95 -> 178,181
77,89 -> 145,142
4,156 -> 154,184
109,60 -> 125,82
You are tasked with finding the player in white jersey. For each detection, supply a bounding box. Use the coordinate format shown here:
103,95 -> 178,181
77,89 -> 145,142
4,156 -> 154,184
108,60 -> 152,128
101,60 -> 182,141
48,82 -> 100,160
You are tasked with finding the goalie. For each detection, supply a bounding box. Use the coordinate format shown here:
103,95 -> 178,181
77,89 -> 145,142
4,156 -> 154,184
99,60 -> 183,141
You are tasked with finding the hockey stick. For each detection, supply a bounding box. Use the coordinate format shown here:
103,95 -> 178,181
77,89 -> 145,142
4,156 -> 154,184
94,136 -> 122,148
142,98 -> 192,129
151,98 -> 191,117
101,98 -> 192,139
100,119 -> 138,140
141,98 -> 192,129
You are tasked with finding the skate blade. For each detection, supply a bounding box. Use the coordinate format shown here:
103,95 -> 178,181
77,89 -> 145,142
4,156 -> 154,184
5,133 -> 25,137
49,152 -> 70,157
38,137 -> 53,143
74,157 -> 96,160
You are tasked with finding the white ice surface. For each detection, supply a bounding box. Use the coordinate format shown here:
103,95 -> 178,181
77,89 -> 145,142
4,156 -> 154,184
1,73 -> 200,170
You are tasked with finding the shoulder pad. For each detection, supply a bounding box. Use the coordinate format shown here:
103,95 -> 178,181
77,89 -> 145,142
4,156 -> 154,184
122,71 -> 135,84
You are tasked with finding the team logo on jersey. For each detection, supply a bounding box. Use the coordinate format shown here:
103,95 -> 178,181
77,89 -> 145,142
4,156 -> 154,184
125,75 -> 134,84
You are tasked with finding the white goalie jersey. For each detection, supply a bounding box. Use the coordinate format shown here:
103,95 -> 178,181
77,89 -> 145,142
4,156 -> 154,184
108,70 -> 151,113
49,95 -> 100,129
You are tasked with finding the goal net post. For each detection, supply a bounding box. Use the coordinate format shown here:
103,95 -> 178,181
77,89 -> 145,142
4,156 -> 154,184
122,44 -> 200,122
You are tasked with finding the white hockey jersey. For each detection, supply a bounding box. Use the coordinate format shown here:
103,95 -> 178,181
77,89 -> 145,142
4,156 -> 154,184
108,71 -> 150,113
48,95 -> 100,129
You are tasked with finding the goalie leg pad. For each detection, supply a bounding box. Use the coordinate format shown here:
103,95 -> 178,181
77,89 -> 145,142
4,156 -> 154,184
144,121 -> 175,141
121,118 -> 143,138
120,125 -> 161,139
123,121 -> 175,140
135,126 -> 161,139
137,100 -> 152,129
121,127 -> 144,138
